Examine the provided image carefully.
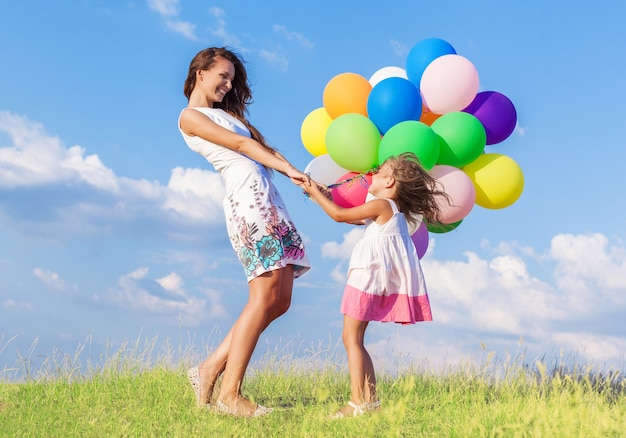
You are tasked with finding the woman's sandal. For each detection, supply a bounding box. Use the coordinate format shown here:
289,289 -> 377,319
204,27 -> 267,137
187,366 -> 209,407
331,400 -> 381,418
214,399 -> 273,418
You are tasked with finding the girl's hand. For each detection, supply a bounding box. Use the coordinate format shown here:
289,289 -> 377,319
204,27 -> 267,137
302,179 -> 332,201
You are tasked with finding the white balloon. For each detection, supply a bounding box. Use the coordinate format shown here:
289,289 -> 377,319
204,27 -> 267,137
304,154 -> 351,186
369,66 -> 408,87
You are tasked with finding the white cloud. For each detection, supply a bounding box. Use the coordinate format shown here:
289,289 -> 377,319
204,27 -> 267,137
207,6 -> 224,18
147,0 -> 178,17
165,19 -> 197,41
390,39 -> 410,58
259,50 -> 288,72
2,299 -> 33,311
147,0 -> 198,41
33,268 -> 68,292
0,112 -> 116,190
550,233 -> 626,294
551,332 -> 626,366
104,267 -> 215,326
0,112 -> 225,241
321,227 -> 363,260
318,232 -> 626,367
207,7 -> 243,50
164,167 -> 225,221
273,25 -> 314,49
156,272 -> 185,298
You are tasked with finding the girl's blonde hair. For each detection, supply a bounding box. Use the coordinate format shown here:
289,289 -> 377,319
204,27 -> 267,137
383,152 -> 450,228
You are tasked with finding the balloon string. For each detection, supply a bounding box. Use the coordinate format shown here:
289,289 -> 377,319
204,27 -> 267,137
303,168 -> 375,199
326,172 -> 371,189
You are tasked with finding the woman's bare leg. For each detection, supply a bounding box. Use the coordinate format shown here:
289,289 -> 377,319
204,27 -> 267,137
214,265 -> 293,415
196,328 -> 232,404
196,266 -> 293,406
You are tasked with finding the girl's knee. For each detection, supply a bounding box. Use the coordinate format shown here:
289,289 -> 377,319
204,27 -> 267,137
341,332 -> 361,350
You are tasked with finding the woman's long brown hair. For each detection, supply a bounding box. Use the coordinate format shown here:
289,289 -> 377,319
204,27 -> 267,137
183,47 -> 274,153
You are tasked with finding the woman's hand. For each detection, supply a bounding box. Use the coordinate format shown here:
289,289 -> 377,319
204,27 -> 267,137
286,166 -> 309,185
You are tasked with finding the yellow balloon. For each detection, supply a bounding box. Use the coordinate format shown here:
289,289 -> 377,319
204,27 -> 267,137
300,107 -> 333,157
463,153 -> 524,209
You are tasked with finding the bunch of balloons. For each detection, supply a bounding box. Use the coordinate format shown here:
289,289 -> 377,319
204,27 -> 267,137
301,37 -> 523,258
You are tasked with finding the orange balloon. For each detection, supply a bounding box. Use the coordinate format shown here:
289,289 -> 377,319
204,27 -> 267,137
419,104 -> 441,126
322,72 -> 372,119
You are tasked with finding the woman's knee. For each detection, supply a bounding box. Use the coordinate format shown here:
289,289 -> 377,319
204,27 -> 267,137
268,293 -> 291,319
249,270 -> 292,315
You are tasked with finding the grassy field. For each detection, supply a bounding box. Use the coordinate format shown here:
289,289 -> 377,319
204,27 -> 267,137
1,337 -> 625,437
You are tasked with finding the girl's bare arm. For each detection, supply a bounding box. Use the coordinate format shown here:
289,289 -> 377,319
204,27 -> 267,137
303,180 -> 392,224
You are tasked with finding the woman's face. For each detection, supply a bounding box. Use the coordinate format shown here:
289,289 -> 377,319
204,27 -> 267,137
198,57 -> 235,104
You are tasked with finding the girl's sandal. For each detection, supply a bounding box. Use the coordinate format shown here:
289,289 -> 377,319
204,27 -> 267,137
187,366 -> 209,407
214,399 -> 273,418
331,400 -> 381,418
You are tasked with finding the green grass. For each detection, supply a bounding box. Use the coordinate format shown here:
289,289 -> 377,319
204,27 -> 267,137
1,337 -> 625,437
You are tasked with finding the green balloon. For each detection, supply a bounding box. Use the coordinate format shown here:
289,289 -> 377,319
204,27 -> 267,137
426,220 -> 462,233
378,120 -> 439,170
326,113 -> 381,172
431,112 -> 486,168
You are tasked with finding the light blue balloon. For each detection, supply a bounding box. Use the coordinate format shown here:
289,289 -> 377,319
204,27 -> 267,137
367,77 -> 422,134
406,38 -> 456,87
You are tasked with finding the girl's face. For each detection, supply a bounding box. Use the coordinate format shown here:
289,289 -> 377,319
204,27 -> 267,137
368,163 -> 393,196
197,57 -> 235,105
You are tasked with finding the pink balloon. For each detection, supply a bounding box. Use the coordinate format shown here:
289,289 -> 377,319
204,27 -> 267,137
410,221 -> 429,259
420,55 -> 479,114
331,172 -> 372,208
429,165 -> 476,223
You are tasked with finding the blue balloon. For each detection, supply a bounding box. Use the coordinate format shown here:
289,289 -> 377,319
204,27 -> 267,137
367,77 -> 422,134
405,38 -> 456,87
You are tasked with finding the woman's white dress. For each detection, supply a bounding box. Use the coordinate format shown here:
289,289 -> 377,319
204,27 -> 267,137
179,107 -> 310,282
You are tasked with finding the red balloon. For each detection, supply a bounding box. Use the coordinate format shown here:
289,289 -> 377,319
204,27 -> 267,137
331,172 -> 372,208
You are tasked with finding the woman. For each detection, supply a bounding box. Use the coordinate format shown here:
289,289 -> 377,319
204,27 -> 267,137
179,47 -> 310,417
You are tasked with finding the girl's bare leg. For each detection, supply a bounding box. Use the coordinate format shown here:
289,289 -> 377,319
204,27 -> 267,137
339,315 -> 377,415
214,265 -> 293,415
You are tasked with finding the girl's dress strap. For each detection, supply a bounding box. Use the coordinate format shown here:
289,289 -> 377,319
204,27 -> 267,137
385,198 -> 399,214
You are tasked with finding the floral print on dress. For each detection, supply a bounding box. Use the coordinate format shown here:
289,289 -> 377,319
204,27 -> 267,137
227,179 -> 307,279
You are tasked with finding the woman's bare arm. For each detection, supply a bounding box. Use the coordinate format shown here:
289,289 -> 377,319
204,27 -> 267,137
180,108 -> 305,182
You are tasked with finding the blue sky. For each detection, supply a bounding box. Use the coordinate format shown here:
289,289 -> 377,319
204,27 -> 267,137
1,0 -> 625,376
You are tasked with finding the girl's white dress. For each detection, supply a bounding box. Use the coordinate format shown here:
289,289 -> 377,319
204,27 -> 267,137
341,198 -> 432,324
179,107 -> 310,282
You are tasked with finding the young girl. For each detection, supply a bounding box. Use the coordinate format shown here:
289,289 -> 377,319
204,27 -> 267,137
301,152 -> 448,417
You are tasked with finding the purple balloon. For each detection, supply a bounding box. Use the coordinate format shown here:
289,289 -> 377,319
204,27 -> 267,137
463,91 -> 517,145
410,221 -> 429,259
